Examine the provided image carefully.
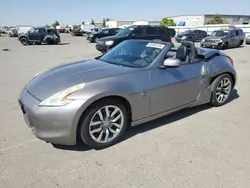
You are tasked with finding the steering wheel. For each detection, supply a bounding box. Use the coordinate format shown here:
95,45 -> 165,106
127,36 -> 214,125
143,56 -> 153,63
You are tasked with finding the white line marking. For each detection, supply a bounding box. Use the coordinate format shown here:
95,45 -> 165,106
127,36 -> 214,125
0,138 -> 39,152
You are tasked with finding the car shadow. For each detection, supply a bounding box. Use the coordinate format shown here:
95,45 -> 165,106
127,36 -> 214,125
53,89 -> 239,151
31,42 -> 70,46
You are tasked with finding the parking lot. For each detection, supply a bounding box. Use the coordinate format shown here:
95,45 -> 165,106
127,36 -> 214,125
0,34 -> 250,188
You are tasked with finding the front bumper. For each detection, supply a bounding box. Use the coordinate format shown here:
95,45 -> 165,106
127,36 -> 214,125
175,37 -> 183,43
18,89 -> 87,145
200,42 -> 224,49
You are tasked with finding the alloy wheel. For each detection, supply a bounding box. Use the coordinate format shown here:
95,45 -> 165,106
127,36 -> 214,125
89,105 -> 124,144
215,77 -> 232,104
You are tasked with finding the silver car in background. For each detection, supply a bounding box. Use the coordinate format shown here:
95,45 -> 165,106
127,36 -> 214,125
246,35 -> 250,45
18,40 -> 237,149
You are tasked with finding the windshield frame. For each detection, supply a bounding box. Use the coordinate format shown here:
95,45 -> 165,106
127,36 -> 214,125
97,40 -> 173,69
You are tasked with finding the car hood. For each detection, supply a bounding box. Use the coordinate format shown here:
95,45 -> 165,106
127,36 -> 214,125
204,36 -> 228,40
177,33 -> 189,37
25,59 -> 138,101
98,35 -> 120,41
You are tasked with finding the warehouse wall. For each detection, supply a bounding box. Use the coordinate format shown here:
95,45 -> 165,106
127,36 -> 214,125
169,15 -> 205,26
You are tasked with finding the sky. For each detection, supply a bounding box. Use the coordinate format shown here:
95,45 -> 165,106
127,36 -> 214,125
1,0 -> 250,26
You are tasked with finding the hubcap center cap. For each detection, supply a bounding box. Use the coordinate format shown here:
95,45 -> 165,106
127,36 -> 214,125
102,119 -> 110,127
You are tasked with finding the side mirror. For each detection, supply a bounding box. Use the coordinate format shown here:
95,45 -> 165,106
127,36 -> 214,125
162,57 -> 181,68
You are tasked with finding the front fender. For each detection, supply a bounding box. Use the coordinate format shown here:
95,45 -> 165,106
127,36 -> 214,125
69,71 -> 151,122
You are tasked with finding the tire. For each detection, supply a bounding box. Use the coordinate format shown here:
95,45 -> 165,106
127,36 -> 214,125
79,99 -> 129,149
239,40 -> 244,46
210,74 -> 233,107
20,37 -> 28,45
222,42 -> 228,50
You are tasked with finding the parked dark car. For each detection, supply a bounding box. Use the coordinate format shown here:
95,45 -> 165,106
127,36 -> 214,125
87,28 -> 121,43
175,29 -> 207,42
18,27 -> 61,45
96,25 -> 172,53
201,28 -> 245,49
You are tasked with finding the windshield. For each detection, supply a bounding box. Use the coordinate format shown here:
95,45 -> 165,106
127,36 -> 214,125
182,30 -> 193,34
210,30 -> 229,37
98,40 -> 166,68
115,26 -> 135,37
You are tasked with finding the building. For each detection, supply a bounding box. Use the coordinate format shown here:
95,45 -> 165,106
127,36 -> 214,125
132,20 -> 161,26
106,21 -> 134,28
168,14 -> 250,26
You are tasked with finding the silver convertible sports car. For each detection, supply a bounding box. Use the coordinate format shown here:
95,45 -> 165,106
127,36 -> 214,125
18,40 -> 236,149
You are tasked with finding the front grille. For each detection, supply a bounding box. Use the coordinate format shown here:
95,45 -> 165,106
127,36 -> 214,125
205,39 -> 217,43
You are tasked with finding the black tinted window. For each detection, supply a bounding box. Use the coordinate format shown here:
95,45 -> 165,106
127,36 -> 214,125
132,27 -> 144,37
38,28 -> 46,33
158,27 -> 165,36
145,27 -> 157,36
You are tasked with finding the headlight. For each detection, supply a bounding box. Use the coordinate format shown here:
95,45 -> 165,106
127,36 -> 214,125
105,40 -> 114,46
218,39 -> 223,43
39,83 -> 85,107
201,39 -> 205,43
181,36 -> 187,39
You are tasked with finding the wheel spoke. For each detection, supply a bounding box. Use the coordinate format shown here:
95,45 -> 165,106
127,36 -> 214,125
104,129 -> 109,142
110,108 -> 119,118
97,110 -> 104,121
96,130 -> 104,142
90,121 -> 102,126
111,122 -> 122,129
108,127 -> 118,135
223,78 -> 229,87
111,114 -> 122,123
105,106 -> 110,118
90,127 -> 102,134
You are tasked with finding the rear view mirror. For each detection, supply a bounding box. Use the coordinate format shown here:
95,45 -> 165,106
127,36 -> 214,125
163,57 -> 181,67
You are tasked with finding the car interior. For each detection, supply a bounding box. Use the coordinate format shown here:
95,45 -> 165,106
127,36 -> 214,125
166,41 -> 198,64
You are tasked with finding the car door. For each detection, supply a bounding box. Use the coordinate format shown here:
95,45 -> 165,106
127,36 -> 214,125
38,28 -> 47,41
235,29 -> 241,46
149,58 -> 204,115
228,31 -> 237,47
191,30 -> 199,41
28,28 -> 39,41
198,30 -> 206,41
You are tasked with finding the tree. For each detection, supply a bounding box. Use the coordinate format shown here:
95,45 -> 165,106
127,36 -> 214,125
160,18 -> 176,26
91,18 -> 95,25
106,18 -> 111,22
205,14 -> 228,24
82,21 -> 85,25
102,18 -> 106,27
52,21 -> 60,28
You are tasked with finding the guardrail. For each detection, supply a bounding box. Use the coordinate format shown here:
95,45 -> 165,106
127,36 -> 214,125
169,24 -> 250,36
